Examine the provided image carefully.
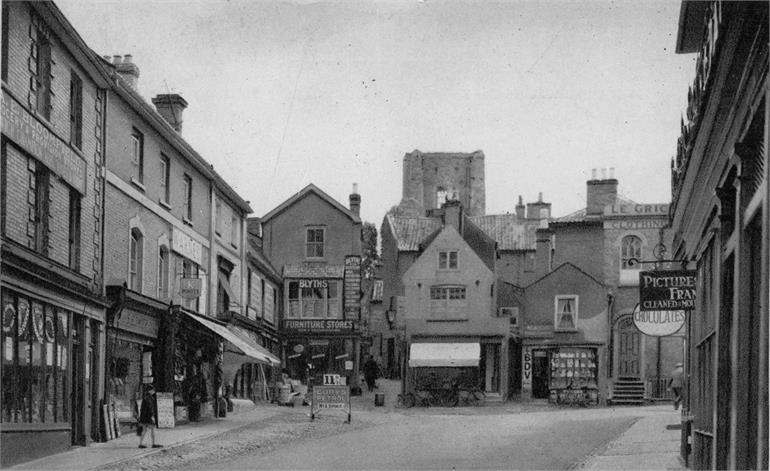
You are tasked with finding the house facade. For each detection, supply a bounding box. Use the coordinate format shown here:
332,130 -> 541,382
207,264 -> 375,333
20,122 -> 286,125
670,1 -> 768,469
401,201 -> 509,400
1,2 -> 112,465
255,184 -> 363,388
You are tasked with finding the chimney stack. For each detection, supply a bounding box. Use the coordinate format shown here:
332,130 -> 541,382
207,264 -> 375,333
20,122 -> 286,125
152,94 -> 188,133
112,54 -> 140,91
442,199 -> 463,233
349,183 -> 361,217
586,167 -> 618,215
526,192 -> 551,220
515,195 -> 525,219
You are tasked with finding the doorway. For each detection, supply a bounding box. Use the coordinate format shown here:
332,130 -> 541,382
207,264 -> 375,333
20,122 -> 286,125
70,316 -> 85,445
617,316 -> 640,377
532,349 -> 549,399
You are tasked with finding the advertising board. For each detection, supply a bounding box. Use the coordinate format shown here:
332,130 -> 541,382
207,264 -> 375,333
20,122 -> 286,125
311,385 -> 351,423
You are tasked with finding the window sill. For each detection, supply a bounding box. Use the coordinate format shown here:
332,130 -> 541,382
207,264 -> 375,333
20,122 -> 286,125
159,200 -> 171,210
183,217 -> 194,227
230,242 -> 238,250
130,177 -> 146,192
554,328 -> 579,333
426,318 -> 468,322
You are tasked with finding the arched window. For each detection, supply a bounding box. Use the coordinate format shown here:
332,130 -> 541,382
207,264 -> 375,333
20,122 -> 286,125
620,235 -> 642,269
129,228 -> 143,292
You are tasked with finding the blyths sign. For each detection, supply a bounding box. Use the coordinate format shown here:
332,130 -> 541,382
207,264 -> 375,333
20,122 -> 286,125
639,270 -> 696,311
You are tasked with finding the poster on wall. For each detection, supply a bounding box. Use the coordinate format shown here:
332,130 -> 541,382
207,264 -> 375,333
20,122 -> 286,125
343,255 -> 362,320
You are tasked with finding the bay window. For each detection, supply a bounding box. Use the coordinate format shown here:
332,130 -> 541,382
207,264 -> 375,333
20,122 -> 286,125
287,280 -> 340,319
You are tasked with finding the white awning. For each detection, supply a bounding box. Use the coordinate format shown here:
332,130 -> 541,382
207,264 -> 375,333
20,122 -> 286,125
408,343 -> 480,367
182,311 -> 281,367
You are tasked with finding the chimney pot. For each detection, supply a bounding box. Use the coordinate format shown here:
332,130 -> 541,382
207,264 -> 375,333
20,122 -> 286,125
113,54 -> 140,91
538,192 -> 543,202
591,168 -> 597,180
352,182 -> 358,195
610,167 -> 615,179
349,184 -> 361,217
124,54 -> 133,64
601,168 -> 607,179
113,55 -> 122,64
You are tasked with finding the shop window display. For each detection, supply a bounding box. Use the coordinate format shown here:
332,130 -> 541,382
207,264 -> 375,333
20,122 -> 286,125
549,347 -> 598,405
1,288 -> 70,424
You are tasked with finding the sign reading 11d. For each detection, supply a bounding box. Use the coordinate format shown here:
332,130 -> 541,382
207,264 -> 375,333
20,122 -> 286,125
639,270 -> 697,311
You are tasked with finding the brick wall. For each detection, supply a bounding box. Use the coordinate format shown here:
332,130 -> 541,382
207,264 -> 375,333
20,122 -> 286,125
2,2 -> 104,289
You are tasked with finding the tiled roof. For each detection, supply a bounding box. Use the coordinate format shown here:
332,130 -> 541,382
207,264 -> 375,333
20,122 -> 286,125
386,214 -> 442,251
283,264 -> 344,279
261,184 -> 360,224
468,214 -> 540,251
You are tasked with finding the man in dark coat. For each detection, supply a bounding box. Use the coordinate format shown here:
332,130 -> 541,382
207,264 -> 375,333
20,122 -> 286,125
363,355 -> 379,392
136,385 -> 162,448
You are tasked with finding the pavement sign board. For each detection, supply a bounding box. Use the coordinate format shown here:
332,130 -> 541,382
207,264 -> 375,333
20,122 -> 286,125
311,385 -> 351,423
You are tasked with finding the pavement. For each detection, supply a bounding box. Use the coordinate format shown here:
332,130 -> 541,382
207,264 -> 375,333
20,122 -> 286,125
9,403 -> 298,471
579,404 -> 686,471
10,380 -> 688,471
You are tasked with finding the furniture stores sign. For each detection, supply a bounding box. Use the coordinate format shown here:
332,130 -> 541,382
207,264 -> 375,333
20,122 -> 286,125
635,270 -> 695,336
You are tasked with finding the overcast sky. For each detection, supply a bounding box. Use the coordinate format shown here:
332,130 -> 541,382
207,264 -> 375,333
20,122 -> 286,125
57,0 -> 695,225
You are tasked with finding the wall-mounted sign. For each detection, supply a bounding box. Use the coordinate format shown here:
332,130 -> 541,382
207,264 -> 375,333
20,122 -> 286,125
343,255 -> 362,320
632,304 -> 686,337
179,278 -> 202,299
605,203 -> 669,216
119,309 -> 159,338
171,228 -> 203,265
283,319 -> 358,335
1,91 -> 87,194
522,347 -> 533,390
604,219 -> 668,230
639,270 -> 696,311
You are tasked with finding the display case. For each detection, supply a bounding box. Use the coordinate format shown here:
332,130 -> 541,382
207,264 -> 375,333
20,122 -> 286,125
548,347 -> 599,405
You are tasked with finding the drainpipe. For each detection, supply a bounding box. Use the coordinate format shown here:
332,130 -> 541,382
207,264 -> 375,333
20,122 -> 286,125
606,291 -> 615,404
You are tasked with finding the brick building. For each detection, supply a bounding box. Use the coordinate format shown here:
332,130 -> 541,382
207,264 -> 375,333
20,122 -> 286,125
497,172 -> 680,405
670,2 -> 768,469
98,55 -> 277,429
1,2 -> 112,465
254,184 -> 363,389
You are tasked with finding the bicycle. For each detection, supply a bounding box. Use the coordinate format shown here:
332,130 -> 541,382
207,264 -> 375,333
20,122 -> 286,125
457,387 -> 485,406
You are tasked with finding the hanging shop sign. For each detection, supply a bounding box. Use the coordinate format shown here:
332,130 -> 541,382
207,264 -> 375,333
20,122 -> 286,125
633,304 -> 686,337
282,319 -> 358,335
179,278 -> 202,299
638,270 -> 696,311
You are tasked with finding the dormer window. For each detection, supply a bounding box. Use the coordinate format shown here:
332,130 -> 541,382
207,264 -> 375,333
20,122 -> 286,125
438,250 -> 458,270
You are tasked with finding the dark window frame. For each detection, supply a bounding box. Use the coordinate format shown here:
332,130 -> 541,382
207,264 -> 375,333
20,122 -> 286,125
35,31 -> 52,120
69,71 -> 83,149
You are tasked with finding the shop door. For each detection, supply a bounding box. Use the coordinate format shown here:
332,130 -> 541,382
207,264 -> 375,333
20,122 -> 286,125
532,350 -> 549,399
618,317 -> 640,377
387,338 -> 395,378
70,317 -> 85,445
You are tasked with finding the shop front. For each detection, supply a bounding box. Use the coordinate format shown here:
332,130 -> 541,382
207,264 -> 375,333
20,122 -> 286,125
1,283 -> 106,467
521,342 -> 604,405
283,319 -> 360,390
405,338 -> 506,402
104,286 -> 165,434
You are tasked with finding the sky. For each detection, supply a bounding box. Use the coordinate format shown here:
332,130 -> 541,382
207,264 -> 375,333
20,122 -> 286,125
56,0 -> 696,226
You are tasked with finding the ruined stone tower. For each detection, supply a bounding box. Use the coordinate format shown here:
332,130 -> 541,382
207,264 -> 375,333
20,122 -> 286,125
401,149 -> 486,217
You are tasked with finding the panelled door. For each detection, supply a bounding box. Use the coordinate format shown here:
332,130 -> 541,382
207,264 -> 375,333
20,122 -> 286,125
617,316 -> 640,377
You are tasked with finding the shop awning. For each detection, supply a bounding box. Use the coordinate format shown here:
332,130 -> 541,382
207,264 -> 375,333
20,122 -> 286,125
228,325 -> 281,367
408,343 -> 480,367
182,311 -> 280,366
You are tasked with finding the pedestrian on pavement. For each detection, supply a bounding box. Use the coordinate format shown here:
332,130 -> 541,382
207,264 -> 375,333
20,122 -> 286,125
363,355 -> 379,392
668,362 -> 683,410
136,385 -> 162,449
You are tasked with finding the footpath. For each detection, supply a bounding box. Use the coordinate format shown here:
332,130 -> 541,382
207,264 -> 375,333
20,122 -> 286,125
579,404 -> 686,471
9,404 -> 301,471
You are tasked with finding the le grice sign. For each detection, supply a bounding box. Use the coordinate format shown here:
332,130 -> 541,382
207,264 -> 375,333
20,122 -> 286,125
639,270 -> 696,311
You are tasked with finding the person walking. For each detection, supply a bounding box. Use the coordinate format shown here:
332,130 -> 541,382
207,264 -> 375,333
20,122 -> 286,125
136,385 -> 162,448
668,363 -> 684,410
363,355 -> 379,392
